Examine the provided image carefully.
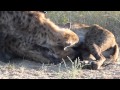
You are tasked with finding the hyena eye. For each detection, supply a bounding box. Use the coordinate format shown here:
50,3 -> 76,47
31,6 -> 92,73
57,39 -> 61,41
57,39 -> 62,45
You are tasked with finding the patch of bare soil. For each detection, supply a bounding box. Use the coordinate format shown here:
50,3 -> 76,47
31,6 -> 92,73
0,56 -> 120,79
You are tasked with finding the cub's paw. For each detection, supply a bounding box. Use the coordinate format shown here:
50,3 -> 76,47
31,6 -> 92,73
91,61 -> 100,70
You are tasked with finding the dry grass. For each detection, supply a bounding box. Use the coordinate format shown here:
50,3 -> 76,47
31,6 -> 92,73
0,11 -> 120,79
47,11 -> 120,44
0,57 -> 120,79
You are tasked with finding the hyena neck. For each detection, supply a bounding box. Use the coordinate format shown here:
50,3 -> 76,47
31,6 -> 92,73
73,28 -> 89,43
32,23 -> 60,48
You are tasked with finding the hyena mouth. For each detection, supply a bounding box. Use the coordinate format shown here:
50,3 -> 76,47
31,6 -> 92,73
64,41 -> 81,51
64,46 -> 71,50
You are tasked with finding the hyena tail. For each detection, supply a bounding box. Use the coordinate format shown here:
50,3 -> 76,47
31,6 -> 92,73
112,43 -> 119,63
103,43 -> 119,67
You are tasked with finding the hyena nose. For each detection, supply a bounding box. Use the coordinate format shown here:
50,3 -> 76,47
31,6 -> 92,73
67,43 -> 71,46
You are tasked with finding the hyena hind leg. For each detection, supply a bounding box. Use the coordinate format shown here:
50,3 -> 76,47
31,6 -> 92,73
89,44 -> 106,70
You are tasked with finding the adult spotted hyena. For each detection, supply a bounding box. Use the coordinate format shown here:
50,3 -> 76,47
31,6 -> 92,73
0,11 -> 79,64
60,23 -> 119,70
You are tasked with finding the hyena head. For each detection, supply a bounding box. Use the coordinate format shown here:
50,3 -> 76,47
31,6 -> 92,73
47,27 -> 80,51
58,28 -> 80,50
39,14 -> 80,51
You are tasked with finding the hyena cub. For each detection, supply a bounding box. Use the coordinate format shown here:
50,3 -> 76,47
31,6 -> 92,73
0,11 -> 79,64
61,23 -> 119,70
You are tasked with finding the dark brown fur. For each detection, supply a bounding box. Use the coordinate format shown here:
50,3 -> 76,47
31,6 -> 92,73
0,11 -> 79,64
60,23 -> 119,69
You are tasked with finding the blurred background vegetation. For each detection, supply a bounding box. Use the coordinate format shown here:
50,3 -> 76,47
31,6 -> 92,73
46,11 -> 120,44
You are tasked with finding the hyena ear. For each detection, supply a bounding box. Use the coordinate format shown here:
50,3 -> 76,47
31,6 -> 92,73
64,23 -> 71,29
39,11 -> 47,14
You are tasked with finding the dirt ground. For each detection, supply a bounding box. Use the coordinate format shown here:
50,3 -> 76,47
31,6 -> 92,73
0,55 -> 120,79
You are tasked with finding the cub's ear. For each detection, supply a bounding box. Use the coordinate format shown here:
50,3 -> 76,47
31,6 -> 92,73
64,23 -> 71,29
